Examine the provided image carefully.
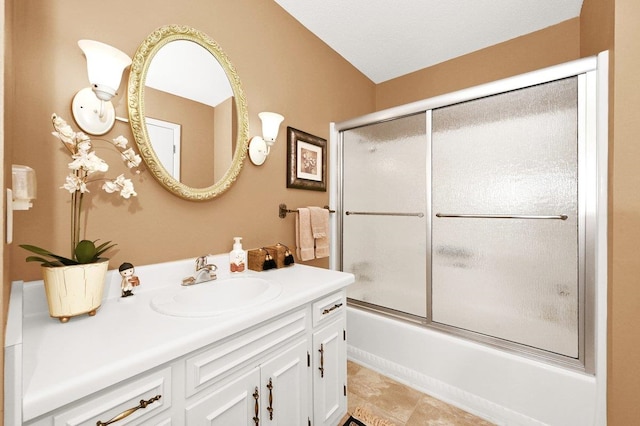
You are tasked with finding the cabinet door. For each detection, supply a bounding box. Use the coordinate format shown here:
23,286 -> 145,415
260,339 -> 310,425
313,317 -> 347,426
185,367 -> 261,426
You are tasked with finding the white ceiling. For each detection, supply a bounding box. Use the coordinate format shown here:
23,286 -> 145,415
273,0 -> 584,84
146,40 -> 232,107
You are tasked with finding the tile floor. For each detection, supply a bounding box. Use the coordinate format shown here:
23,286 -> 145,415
342,361 -> 495,426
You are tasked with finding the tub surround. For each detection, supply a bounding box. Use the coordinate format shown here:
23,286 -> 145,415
347,307 -> 599,426
8,254 -> 354,422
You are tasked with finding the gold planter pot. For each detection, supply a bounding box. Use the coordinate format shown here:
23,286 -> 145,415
42,260 -> 109,323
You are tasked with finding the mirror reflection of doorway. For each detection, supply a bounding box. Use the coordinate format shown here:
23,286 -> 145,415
145,117 -> 181,180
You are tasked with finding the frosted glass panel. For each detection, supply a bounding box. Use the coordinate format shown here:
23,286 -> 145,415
431,78 -> 579,357
342,113 -> 427,317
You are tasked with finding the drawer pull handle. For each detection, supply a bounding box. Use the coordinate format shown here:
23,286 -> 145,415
322,303 -> 343,315
319,344 -> 325,378
253,387 -> 260,425
96,395 -> 161,426
267,378 -> 274,420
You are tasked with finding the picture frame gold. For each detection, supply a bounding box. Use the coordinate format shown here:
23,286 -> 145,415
286,127 -> 327,191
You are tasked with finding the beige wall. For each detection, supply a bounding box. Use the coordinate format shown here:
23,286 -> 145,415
375,18 -> 581,111
609,0 -> 640,423
5,0 -> 640,424
144,87 -> 218,188
0,0 -> 13,425
7,0 -> 375,284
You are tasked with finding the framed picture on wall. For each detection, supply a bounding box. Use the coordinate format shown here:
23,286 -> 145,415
286,127 -> 327,191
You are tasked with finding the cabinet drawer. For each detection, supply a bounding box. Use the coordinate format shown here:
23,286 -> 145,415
36,366 -> 171,426
185,308 -> 308,397
312,291 -> 346,327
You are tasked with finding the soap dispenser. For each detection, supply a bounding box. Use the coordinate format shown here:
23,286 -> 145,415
230,237 -> 247,273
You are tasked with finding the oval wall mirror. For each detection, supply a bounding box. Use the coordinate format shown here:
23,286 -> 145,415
128,25 -> 249,200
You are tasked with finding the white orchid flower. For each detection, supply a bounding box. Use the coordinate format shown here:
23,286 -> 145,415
76,140 -> 92,153
102,180 -> 119,194
119,179 -> 137,198
75,132 -> 91,152
61,174 -> 89,193
102,174 -> 137,198
69,151 -> 109,174
36,114 -> 143,266
51,114 -> 76,146
121,148 -> 142,169
113,135 -> 128,149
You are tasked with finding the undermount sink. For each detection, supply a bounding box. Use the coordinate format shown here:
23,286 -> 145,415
150,276 -> 282,317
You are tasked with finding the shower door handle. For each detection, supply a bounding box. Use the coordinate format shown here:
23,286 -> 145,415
345,211 -> 425,217
435,213 -> 568,220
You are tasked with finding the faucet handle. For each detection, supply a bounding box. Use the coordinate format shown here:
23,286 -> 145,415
196,254 -> 210,269
196,255 -> 217,271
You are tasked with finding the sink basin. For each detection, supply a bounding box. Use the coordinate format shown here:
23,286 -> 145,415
150,276 -> 282,317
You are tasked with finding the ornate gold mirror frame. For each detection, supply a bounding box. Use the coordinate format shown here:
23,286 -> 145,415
128,25 -> 249,201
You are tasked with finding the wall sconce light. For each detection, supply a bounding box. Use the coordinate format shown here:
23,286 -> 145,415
248,112 -> 285,166
71,40 -> 132,135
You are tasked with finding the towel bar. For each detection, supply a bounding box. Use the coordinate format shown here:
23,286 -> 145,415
279,203 -> 335,219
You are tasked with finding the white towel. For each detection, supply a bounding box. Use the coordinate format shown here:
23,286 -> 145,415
295,208 -> 315,261
309,206 -> 329,258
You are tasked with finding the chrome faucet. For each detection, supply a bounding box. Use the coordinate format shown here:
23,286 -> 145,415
182,255 -> 218,286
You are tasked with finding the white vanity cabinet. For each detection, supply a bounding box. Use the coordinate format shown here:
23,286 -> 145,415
22,293 -> 348,426
259,338 -> 310,425
182,293 -> 347,426
13,263 -> 354,426
185,365 -> 262,425
183,307 -> 311,425
185,338 -> 309,425
311,292 -> 347,426
24,366 -> 173,426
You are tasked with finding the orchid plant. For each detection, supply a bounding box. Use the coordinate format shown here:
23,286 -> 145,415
20,114 -> 142,266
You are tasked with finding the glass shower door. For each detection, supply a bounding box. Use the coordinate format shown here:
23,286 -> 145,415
431,77 -> 580,357
342,113 -> 427,318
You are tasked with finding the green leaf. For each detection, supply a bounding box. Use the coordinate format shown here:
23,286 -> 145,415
25,256 -> 55,264
19,244 -> 77,266
75,240 -> 98,264
94,240 -> 116,258
20,240 -> 112,267
19,244 -> 56,257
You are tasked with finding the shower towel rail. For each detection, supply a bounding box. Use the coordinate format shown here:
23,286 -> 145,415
345,211 -> 425,217
435,213 -> 568,220
279,203 -> 335,219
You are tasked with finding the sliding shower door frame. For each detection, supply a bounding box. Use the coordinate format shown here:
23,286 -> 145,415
330,53 -> 607,374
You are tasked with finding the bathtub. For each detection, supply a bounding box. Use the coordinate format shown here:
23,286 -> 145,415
346,306 -> 603,426
332,54 -> 609,426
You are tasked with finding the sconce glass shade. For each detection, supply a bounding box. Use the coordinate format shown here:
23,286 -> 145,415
78,40 -> 132,101
249,112 -> 284,166
258,112 -> 284,144
72,40 -> 131,135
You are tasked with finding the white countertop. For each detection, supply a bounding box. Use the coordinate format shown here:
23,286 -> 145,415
14,256 -> 354,421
